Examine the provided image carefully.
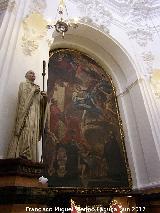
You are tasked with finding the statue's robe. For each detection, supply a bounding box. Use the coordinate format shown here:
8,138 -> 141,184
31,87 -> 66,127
7,80 -> 46,162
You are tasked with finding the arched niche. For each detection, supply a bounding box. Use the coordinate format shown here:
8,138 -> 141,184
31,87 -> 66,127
49,24 -> 157,190
44,48 -> 132,190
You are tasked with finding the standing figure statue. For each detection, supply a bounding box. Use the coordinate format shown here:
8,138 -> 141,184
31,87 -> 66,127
7,70 -> 47,162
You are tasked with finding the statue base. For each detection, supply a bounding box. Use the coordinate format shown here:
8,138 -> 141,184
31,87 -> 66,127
0,159 -> 159,213
0,158 -> 47,187
0,158 -> 49,212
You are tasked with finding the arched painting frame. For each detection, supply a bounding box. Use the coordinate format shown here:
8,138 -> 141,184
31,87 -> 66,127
44,48 -> 132,192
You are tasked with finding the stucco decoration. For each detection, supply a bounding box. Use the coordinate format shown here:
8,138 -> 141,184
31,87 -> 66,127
79,17 -> 110,34
70,0 -> 160,47
0,0 -> 16,26
127,28 -> 153,47
142,51 -> 154,73
151,69 -> 160,98
21,13 -> 47,56
69,0 -> 113,33
0,0 -> 9,26
29,0 -> 47,14
8,0 -> 16,12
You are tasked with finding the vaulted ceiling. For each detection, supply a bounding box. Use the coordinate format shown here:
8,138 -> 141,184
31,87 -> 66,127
70,0 -> 160,46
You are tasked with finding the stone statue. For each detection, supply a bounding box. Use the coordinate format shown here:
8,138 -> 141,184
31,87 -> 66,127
7,70 -> 47,162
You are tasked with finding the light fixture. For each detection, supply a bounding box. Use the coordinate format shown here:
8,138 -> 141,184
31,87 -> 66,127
47,0 -> 78,39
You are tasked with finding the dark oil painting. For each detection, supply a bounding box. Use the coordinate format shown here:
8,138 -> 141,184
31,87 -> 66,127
44,49 -> 131,189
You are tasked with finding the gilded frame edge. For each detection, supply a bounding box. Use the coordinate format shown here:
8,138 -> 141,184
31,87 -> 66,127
46,48 -> 132,193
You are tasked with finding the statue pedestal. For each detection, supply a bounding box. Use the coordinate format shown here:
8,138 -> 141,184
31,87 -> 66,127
0,158 -> 49,213
0,158 -> 47,187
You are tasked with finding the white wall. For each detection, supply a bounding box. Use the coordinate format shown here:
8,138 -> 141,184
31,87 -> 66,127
0,0 -> 160,190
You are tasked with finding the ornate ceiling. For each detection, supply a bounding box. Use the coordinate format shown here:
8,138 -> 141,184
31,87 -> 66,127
25,0 -> 160,48
70,0 -> 160,46
20,0 -> 160,76
70,0 -> 160,26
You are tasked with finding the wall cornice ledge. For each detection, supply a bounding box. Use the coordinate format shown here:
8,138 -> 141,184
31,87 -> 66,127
117,78 -> 143,97
133,180 -> 160,192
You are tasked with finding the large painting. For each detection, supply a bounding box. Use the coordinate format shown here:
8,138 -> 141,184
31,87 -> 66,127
44,49 -> 131,190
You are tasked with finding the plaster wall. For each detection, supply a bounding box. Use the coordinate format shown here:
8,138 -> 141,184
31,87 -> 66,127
0,0 -> 160,190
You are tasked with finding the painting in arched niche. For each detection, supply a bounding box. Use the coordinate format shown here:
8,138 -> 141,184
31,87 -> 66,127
44,49 -> 131,189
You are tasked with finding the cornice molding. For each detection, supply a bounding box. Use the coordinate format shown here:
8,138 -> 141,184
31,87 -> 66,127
117,78 -> 143,97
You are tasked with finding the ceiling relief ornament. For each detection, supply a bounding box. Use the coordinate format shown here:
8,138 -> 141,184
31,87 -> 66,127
29,0 -> 47,14
150,69 -> 160,98
79,17 -> 110,34
127,28 -> 153,47
69,0 -> 160,46
69,0 -> 113,34
84,2 -> 113,29
21,13 -> 47,56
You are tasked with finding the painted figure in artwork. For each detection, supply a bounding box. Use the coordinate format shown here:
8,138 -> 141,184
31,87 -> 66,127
7,70 -> 47,162
44,50 -> 130,188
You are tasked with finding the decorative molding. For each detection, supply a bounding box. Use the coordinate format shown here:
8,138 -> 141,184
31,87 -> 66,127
0,158 -> 44,177
0,186 -> 55,204
8,0 -> 17,13
0,0 -> 9,13
0,0 -> 16,26
69,0 -> 160,46
47,38 -> 54,48
21,37 -> 39,56
142,51 -> 154,73
0,0 -> 16,13
127,28 -> 153,47
21,13 -> 47,56
133,179 -> 160,191
69,0 -> 113,33
29,0 -> 47,14
0,0 -> 8,26
117,78 -> 143,97
79,16 -> 110,34
150,69 -> 160,98
0,185 -> 159,205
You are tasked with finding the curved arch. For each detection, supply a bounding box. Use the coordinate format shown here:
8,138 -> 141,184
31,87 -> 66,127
51,24 -> 139,88
49,24 -> 160,190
